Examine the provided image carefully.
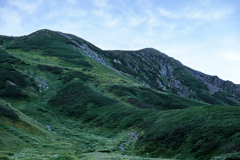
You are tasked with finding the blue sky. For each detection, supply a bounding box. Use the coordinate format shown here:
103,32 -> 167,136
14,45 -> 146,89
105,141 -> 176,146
1,0 -> 240,84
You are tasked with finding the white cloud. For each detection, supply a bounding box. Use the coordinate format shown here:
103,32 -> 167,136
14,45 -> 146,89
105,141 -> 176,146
158,8 -> 179,18
8,0 -> 42,14
146,10 -> 163,28
157,5 -> 235,21
0,7 -> 23,35
127,14 -> 146,28
92,9 -> 121,27
183,7 -> 234,21
221,52 -> 240,62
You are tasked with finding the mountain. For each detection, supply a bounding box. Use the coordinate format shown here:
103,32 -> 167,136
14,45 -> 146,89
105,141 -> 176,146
0,29 -> 240,160
59,30 -> 240,106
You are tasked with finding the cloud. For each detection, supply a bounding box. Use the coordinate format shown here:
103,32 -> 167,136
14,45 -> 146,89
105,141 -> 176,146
157,3 -> 235,21
0,7 -> 23,35
92,8 -> 122,28
221,52 -> 240,62
8,0 -> 42,14
183,7 -> 234,21
158,8 -> 179,18
127,14 -> 146,28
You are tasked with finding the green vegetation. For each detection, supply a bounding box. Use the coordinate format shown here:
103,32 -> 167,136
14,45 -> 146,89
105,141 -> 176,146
213,91 -> 239,106
60,58 -> 93,68
136,105 -> 240,160
0,104 -> 18,119
62,71 -> 94,84
174,67 -> 209,92
6,30 -> 84,59
0,50 -> 31,98
110,85 -> 206,110
0,39 -> 4,45
38,65 -> 63,74
0,29 -> 239,160
0,49 -> 14,63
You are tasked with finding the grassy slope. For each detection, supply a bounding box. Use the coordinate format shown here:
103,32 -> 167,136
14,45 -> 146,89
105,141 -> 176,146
136,105 -> 240,160
0,30 -> 240,160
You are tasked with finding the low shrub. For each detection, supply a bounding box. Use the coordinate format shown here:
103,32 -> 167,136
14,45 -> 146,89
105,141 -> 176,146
0,104 -> 18,119
38,65 -> 63,74
61,58 -> 93,68
62,71 -> 94,84
127,98 -> 154,109
0,49 -> 14,64
0,39 -> 4,45
213,91 -> 239,106
198,93 -> 222,104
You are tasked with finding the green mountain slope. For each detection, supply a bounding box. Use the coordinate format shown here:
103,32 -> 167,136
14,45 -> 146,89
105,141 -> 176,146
0,29 -> 239,160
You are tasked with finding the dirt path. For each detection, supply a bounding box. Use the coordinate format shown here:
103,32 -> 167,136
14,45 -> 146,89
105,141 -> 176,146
119,132 -> 138,152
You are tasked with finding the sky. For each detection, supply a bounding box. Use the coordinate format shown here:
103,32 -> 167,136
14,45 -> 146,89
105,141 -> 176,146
0,0 -> 240,84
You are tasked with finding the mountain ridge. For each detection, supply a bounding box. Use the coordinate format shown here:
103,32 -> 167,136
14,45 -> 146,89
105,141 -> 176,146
56,30 -> 239,105
56,30 -> 240,98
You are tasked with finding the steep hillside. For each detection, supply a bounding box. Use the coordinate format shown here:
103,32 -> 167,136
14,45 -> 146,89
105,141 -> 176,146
0,29 -> 240,160
52,30 -> 240,106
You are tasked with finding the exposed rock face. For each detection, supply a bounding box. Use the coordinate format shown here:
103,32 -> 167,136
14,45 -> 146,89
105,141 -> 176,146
6,81 -> 15,86
55,31 -> 240,105
203,81 -> 220,95
57,32 -> 122,75
185,67 -> 240,97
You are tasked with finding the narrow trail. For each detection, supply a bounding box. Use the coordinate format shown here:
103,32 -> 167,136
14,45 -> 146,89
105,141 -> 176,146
118,132 -> 138,152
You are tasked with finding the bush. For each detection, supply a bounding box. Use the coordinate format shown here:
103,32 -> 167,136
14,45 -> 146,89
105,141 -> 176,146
38,65 -> 63,74
111,61 -> 135,75
0,39 -> 4,45
127,98 -> 154,109
0,67 -> 28,87
0,49 -> 14,64
115,90 -> 129,96
213,91 -> 239,106
0,104 -> 18,119
0,85 -> 28,98
61,58 -> 93,68
222,140 -> 240,153
0,60 -> 29,98
53,155 -> 75,160
174,67 -> 209,91
198,93 -> 222,104
50,82 -> 118,110
111,85 -> 204,111
62,71 -> 94,84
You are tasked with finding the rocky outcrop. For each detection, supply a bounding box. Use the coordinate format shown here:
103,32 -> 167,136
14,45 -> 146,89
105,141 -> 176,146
185,67 -> 240,98
57,32 -> 123,75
